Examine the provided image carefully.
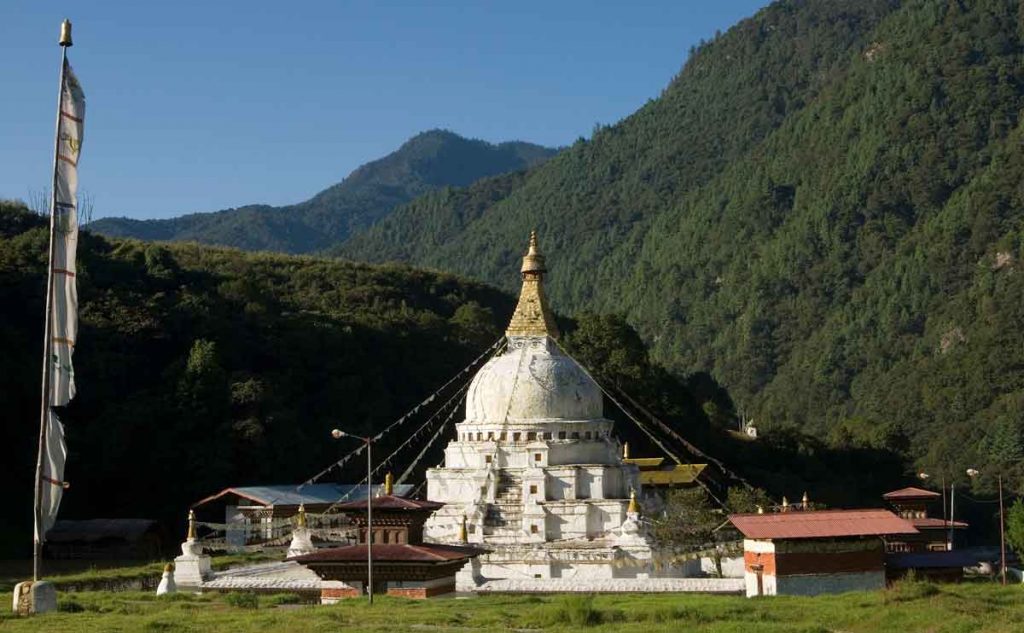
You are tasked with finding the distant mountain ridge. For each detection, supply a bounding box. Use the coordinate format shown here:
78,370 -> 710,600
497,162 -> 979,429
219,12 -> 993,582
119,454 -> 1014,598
90,130 -> 557,253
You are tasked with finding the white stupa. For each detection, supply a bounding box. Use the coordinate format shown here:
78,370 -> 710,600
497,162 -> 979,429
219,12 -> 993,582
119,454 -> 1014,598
425,232 -> 696,589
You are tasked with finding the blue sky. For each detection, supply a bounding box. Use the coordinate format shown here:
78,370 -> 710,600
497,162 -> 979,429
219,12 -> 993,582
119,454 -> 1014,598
1,1 -> 769,220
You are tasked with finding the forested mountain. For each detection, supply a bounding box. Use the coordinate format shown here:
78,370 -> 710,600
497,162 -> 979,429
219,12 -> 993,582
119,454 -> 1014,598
0,200 -> 513,555
338,0 -> 1024,488
89,130 -> 557,253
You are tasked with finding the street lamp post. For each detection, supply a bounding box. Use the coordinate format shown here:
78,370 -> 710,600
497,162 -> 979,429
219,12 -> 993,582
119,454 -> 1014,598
332,428 -> 374,603
967,468 -> 1006,586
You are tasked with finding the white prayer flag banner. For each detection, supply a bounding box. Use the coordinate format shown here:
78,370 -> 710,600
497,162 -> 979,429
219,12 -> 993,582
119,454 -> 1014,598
39,59 -> 84,541
51,59 -> 84,407
37,410 -> 68,541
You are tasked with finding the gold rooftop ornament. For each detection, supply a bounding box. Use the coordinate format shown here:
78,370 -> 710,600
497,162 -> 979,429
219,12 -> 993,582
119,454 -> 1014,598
505,231 -> 560,339
384,472 -> 394,496
627,488 -> 640,515
296,503 -> 307,528
459,515 -> 468,543
186,509 -> 197,540
60,19 -> 73,47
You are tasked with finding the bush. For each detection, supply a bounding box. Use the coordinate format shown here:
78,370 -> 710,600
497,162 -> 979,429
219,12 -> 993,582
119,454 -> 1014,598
223,592 -> 259,609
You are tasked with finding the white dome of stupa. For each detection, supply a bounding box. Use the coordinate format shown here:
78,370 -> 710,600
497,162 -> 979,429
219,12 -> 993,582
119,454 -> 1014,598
465,340 -> 602,423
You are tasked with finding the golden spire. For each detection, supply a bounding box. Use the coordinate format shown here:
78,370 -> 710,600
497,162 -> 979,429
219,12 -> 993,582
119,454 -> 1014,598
384,472 -> 394,496
459,515 -> 468,543
756,505 -> 764,515
802,491 -> 809,510
623,442 -> 630,459
186,509 -> 197,540
296,503 -> 307,528
60,19 -> 73,47
627,488 -> 640,515
505,230 -> 559,339
782,496 -> 789,513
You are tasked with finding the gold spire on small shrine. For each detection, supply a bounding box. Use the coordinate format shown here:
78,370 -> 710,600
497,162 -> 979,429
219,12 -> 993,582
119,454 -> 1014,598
627,488 -> 640,515
296,503 -> 307,528
384,472 -> 394,496
505,231 -> 559,339
459,515 -> 468,543
801,491 -> 809,510
186,509 -> 197,540
781,496 -> 789,513
623,442 -> 630,459
756,505 -> 765,515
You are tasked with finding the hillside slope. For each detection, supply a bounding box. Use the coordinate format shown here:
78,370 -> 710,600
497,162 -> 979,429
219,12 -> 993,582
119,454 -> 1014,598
0,200 -> 514,554
339,0 -> 1024,482
90,130 -> 557,253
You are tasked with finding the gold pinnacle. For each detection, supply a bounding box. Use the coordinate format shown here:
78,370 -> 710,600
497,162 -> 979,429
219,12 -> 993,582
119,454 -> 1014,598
59,19 -> 73,47
186,509 -> 197,540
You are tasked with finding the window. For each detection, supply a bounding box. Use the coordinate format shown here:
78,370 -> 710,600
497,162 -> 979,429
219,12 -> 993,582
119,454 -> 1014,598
571,432 -> 580,440
527,432 -> 537,441
529,485 -> 538,494
584,431 -> 592,440
485,455 -> 492,464
543,432 -> 552,440
534,453 -> 542,462
499,432 -> 507,441
513,432 -> 521,442
530,524 -> 539,534
487,432 -> 494,441
558,431 -> 566,440
534,573 -> 542,579
476,432 -> 482,441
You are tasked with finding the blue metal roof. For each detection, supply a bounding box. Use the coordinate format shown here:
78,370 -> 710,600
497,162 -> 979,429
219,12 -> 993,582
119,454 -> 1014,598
194,483 -> 414,508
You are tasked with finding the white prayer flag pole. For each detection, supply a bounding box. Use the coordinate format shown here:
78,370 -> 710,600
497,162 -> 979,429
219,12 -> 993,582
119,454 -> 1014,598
33,18 -> 84,581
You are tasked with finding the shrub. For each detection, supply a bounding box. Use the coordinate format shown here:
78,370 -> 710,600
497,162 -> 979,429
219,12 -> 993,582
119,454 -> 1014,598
223,591 -> 259,609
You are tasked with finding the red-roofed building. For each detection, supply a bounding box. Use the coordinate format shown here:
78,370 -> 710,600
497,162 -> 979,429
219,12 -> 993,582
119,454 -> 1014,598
729,509 -> 918,597
881,487 -> 967,553
289,493 -> 483,601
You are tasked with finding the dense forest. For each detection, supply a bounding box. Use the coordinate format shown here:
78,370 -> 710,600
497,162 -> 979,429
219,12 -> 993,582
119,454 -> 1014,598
1,199 -> 917,557
90,130 -> 557,253
338,0 -> 1024,493
0,200 -> 514,556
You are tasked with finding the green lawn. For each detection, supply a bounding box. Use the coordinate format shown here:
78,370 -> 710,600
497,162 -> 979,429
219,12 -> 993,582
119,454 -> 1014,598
1,581 -> 1022,632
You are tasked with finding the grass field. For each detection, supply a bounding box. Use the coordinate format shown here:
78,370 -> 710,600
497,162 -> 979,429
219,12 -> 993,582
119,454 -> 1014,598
1,580 -> 1022,632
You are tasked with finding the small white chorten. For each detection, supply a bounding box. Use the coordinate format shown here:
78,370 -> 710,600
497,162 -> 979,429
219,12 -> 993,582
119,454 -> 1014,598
173,510 -> 211,588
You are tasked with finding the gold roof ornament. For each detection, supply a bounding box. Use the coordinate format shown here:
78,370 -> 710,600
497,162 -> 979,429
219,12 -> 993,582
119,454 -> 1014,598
459,515 -> 468,543
627,488 -> 640,515
756,505 -> 764,515
296,503 -> 307,529
384,472 -> 394,496
781,496 -> 789,513
186,509 -> 197,540
505,231 -> 560,339
623,442 -> 630,459
60,19 -> 73,47
802,491 -> 809,510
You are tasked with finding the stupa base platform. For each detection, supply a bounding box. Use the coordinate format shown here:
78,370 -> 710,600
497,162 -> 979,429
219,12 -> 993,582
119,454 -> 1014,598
473,577 -> 744,594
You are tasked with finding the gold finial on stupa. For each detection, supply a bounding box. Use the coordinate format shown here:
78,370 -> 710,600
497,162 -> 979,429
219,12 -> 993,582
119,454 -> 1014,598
459,515 -> 468,543
186,509 -> 197,540
623,442 -> 630,459
802,491 -> 809,510
59,19 -> 73,47
384,472 -> 394,496
296,503 -> 307,528
756,505 -> 764,515
627,488 -> 640,515
782,496 -> 789,512
506,231 -> 559,339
